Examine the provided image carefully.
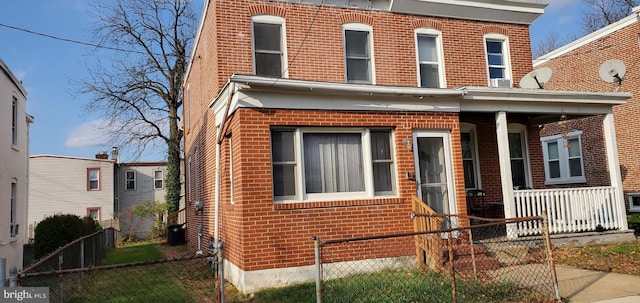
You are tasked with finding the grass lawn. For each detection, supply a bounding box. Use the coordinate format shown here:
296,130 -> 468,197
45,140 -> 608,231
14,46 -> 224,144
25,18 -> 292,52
103,241 -> 165,265
553,239 -> 640,275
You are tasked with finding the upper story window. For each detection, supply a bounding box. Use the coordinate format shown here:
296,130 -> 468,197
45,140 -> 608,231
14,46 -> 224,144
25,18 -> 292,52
415,29 -> 445,88
125,170 -> 136,190
343,23 -> 374,84
12,96 -> 18,146
461,124 -> 480,190
541,131 -> 586,184
10,180 -> 17,237
252,15 -> 287,78
509,124 -> 531,189
271,127 -> 396,202
484,34 -> 512,85
87,168 -> 101,191
154,170 -> 164,189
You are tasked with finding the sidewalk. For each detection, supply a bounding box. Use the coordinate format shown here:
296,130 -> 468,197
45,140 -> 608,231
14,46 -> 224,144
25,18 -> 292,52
556,265 -> 640,303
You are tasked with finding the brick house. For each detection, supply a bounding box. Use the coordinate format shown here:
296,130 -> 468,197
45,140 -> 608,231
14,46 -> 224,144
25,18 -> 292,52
183,0 -> 631,293
534,6 -> 640,213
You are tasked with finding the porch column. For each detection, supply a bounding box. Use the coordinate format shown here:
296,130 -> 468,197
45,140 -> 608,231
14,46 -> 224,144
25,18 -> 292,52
495,112 -> 517,238
603,110 -> 628,230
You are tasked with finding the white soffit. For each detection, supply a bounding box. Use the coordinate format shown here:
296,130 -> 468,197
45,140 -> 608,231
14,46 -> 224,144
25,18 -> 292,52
390,0 -> 547,25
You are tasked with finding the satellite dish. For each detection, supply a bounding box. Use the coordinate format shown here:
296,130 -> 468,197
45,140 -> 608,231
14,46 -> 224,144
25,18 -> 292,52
599,59 -> 626,84
519,67 -> 553,89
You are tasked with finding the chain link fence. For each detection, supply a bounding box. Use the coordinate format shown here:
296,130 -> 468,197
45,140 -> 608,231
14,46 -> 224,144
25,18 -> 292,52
314,216 -> 560,303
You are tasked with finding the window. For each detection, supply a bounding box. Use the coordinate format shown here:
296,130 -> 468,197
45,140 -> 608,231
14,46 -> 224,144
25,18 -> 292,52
154,170 -> 164,189
12,97 -> 18,146
229,136 -> 234,204
628,194 -> 640,212
484,34 -> 512,83
344,23 -> 374,84
87,168 -> 100,191
415,29 -> 445,88
460,124 -> 480,190
87,208 -> 101,222
185,84 -> 190,131
271,128 -> 395,202
508,125 -> 530,189
10,181 -> 17,237
125,170 -> 136,190
252,15 -> 287,78
541,131 -> 586,184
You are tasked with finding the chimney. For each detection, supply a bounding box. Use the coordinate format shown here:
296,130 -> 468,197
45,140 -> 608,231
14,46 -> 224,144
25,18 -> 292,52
111,147 -> 120,163
95,152 -> 109,160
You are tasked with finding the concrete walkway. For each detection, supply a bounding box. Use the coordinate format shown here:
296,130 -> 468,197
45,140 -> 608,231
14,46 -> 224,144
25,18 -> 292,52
556,265 -> 640,303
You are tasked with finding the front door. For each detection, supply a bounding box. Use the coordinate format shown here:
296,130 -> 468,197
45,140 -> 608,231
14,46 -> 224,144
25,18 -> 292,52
413,131 -> 456,224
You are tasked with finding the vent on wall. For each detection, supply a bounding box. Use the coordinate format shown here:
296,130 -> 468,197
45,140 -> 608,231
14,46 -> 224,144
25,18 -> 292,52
490,78 -> 512,88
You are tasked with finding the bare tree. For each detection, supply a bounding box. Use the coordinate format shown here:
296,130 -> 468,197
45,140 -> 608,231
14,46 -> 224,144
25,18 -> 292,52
532,32 -> 564,58
583,0 -> 639,33
76,0 -> 197,214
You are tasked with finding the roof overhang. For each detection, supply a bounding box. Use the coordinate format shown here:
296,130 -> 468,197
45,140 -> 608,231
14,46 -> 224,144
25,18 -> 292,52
390,0 -> 548,25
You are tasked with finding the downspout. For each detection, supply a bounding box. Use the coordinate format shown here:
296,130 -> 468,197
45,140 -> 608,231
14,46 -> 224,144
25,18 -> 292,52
214,82 -> 236,244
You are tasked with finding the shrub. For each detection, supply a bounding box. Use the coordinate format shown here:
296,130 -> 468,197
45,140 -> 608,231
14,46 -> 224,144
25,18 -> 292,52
34,214 -> 102,259
628,213 -> 640,234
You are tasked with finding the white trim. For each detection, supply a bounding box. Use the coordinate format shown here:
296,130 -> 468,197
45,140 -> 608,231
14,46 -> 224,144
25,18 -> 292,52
124,169 -> 137,191
343,23 -> 376,84
603,111 -> 628,229
251,15 -> 288,78
484,34 -> 512,86
460,123 -> 481,190
541,131 -> 586,185
153,170 -> 164,189
628,193 -> 640,212
414,28 -> 446,88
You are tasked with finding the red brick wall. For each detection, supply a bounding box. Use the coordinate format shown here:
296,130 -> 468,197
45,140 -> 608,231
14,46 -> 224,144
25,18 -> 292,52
536,22 -> 640,207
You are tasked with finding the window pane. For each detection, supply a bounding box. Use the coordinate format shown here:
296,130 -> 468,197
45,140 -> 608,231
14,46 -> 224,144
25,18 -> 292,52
461,132 -> 472,159
89,170 -> 99,180
126,181 -> 135,190
417,35 -> 437,62
549,160 -> 561,178
511,159 -> 526,188
508,133 -> 523,158
370,131 -> 390,161
273,164 -> 296,196
463,159 -> 476,189
345,30 -> 368,57
154,171 -> 163,179
547,142 -> 559,159
255,53 -> 282,77
90,180 -> 99,190
568,138 -> 580,157
346,58 -> 370,82
486,41 -> 503,54
254,23 -> 281,51
488,54 -> 503,66
304,133 -> 364,193
373,163 -> 392,192
632,196 -> 640,208
489,67 -> 504,79
271,130 -> 295,162
419,64 -> 439,88
569,158 -> 583,177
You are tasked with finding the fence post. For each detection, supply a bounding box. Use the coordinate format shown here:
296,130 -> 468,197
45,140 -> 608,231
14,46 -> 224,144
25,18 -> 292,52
541,212 -> 561,301
312,236 -> 323,303
447,231 -> 457,303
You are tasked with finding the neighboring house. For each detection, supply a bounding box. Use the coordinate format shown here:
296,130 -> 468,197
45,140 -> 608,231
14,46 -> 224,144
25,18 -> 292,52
28,155 -> 117,234
0,58 -> 32,276
117,161 -> 186,239
534,6 -> 640,213
182,0 -> 633,293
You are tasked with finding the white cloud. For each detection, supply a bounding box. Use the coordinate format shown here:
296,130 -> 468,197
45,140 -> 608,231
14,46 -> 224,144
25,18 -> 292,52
65,119 -> 111,147
546,0 -> 581,12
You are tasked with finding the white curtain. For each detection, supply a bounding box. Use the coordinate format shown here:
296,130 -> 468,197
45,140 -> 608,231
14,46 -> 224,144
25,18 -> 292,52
304,133 -> 364,193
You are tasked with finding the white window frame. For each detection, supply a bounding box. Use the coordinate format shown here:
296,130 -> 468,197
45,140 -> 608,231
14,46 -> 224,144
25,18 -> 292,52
628,193 -> 640,212
484,34 -> 512,85
414,28 -> 446,88
460,123 -> 481,190
87,207 -> 101,222
88,168 -> 101,191
541,131 -> 586,185
271,127 -> 397,202
12,96 -> 18,147
251,15 -> 288,78
229,136 -> 234,204
124,170 -> 136,191
154,170 -> 164,189
508,124 -> 532,189
343,23 -> 375,84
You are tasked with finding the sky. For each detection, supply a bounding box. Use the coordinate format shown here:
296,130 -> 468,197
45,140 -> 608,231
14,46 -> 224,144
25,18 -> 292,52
0,0 -> 589,162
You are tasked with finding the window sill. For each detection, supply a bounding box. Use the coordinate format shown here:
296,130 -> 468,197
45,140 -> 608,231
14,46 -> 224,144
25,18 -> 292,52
544,178 -> 586,186
12,145 -> 19,152
629,207 -> 640,213
273,197 -> 403,210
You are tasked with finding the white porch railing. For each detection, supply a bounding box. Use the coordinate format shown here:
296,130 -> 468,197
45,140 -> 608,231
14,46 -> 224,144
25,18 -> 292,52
514,186 -> 623,236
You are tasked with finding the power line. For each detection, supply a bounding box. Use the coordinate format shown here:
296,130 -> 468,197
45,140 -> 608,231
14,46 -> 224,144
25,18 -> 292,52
0,22 -> 147,55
